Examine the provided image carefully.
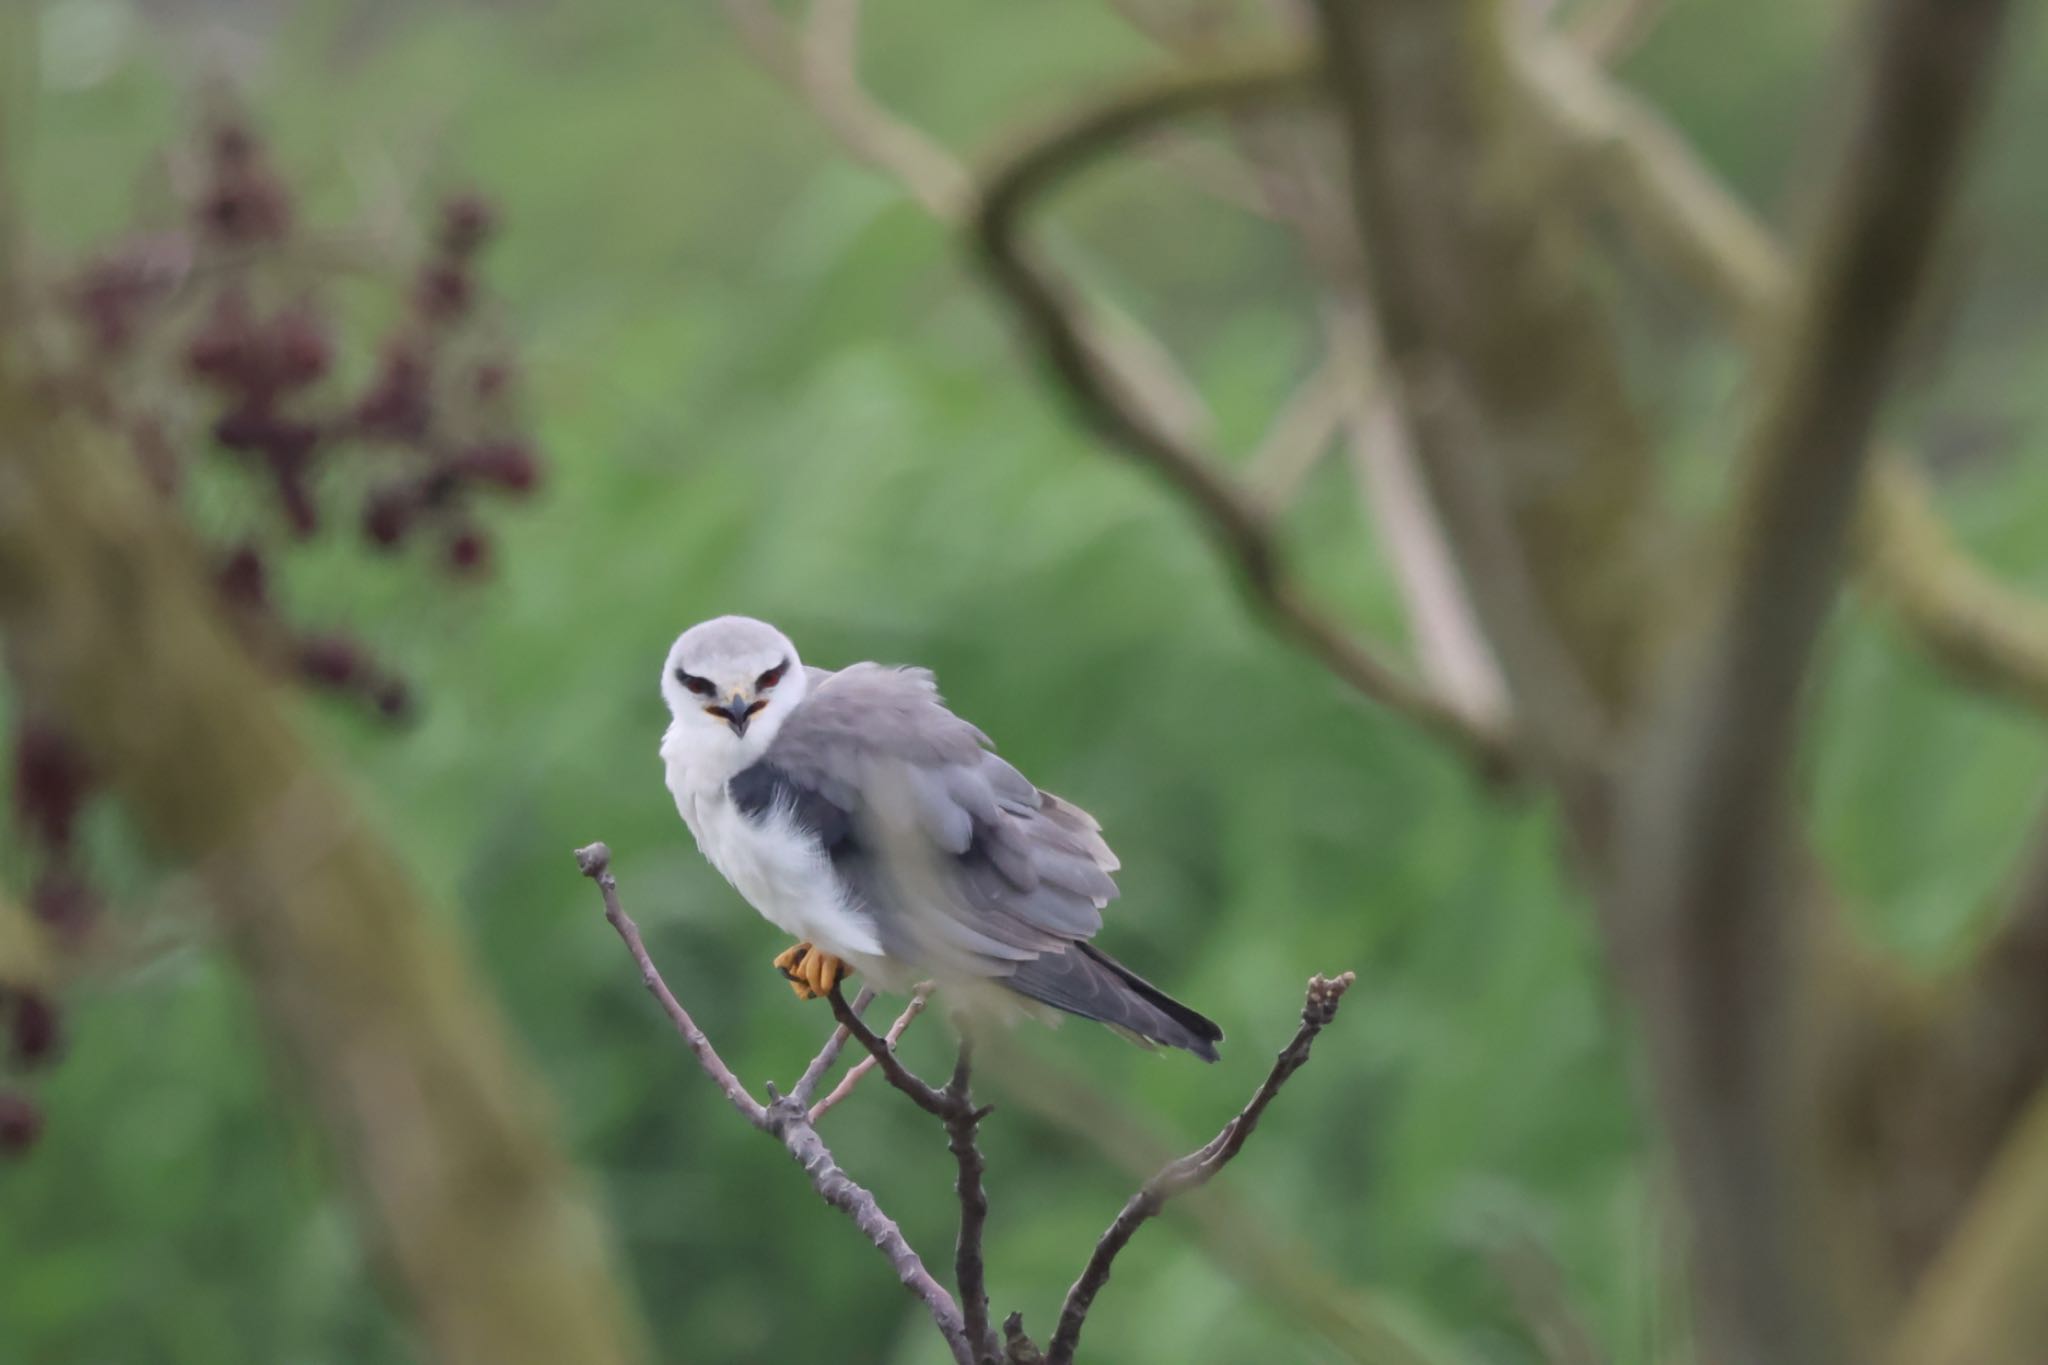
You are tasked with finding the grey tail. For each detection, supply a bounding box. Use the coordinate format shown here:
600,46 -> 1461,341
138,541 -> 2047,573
1007,942 -> 1223,1062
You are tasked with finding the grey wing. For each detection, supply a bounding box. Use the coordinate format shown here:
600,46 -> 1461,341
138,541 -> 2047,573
752,663 -> 1120,976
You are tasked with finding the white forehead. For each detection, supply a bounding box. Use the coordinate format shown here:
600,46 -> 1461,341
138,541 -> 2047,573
669,615 -> 796,672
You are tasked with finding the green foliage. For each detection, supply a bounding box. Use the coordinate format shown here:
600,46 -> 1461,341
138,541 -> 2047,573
4,1 -> 2046,1361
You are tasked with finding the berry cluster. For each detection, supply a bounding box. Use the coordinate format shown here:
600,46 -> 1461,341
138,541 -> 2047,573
3,114 -> 547,1156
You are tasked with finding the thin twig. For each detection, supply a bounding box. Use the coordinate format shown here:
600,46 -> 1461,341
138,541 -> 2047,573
948,1042 -> 998,1364
826,983 -> 950,1115
791,984 -> 877,1107
576,846 -> 972,1364
970,56 -> 1516,775
826,986 -> 999,1363
715,0 -> 1212,441
809,986 -> 933,1122
1043,971 -> 1357,1365
575,843 -> 767,1128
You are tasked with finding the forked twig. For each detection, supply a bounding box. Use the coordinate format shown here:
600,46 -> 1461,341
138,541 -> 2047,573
1038,972 -> 1358,1365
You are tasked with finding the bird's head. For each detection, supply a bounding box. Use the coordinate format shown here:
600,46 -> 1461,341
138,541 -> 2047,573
661,615 -> 809,752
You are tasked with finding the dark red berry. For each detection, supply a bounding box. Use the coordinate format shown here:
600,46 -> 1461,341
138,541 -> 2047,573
9,992 -> 62,1069
355,344 -> 432,441
213,402 -> 275,453
272,308 -> 332,389
0,1092 -> 42,1157
12,723 -> 90,854
446,528 -> 491,576
457,441 -> 540,495
362,487 -> 415,549
198,165 -> 291,245
186,290 -> 257,387
373,679 -> 414,721
438,194 -> 496,257
297,635 -> 362,687
471,359 -> 512,399
211,121 -> 256,168
28,870 -> 99,942
414,262 -> 472,322
216,545 -> 269,610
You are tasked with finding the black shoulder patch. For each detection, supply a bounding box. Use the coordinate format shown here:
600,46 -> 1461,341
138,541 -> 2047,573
728,761 -> 853,850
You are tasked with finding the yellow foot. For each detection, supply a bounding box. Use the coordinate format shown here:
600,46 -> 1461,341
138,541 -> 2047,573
772,941 -> 850,1000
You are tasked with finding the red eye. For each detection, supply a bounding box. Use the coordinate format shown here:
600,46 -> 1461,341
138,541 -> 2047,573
676,668 -> 715,697
756,661 -> 788,690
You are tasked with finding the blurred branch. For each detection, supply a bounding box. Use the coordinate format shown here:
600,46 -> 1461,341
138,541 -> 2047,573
717,0 -> 1213,443
1099,0 -> 1515,736
1482,1228 -> 1609,1365
574,844 -> 975,1365
1516,31 -> 2048,720
1247,361 -> 1344,507
1312,0 -> 1662,805
1616,0 -> 2010,1359
0,388 -> 651,1365
809,985 -> 932,1121
970,55 -> 1519,775
1564,0 -> 1665,65
1890,1082 -> 2048,1365
1038,972 -> 1356,1365
825,987 -> 999,1363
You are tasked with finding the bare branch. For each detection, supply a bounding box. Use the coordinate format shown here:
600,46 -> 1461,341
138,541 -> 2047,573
792,984 -> 877,1108
1043,971 -> 1356,1365
1312,0 -> 1663,789
575,843 -> 769,1129
826,986 -> 998,1363
970,55 -> 1516,775
1247,361 -> 1346,507
1616,1 -> 2011,1359
809,985 -> 933,1122
1564,0 -> 1664,65
1889,1083 -> 2048,1365
574,850 -> 972,1364
947,1043 -> 998,1364
716,0 -> 1214,443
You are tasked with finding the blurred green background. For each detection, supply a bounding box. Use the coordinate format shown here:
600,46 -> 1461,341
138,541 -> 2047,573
5,1 -> 2048,1361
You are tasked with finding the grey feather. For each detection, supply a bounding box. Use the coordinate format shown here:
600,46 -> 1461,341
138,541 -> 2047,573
731,661 -> 1220,1058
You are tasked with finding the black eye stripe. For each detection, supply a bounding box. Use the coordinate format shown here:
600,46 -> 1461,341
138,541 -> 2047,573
755,659 -> 790,690
674,667 -> 716,697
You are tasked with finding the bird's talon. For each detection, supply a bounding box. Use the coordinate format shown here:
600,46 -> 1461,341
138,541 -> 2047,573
772,941 -> 847,1000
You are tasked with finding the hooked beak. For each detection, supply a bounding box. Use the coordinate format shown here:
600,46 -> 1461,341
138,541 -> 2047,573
713,692 -> 753,737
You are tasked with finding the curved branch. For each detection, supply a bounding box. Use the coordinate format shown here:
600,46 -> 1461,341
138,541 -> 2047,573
809,985 -> 932,1122
1042,971 -> 1356,1365
574,850 -> 972,1365
970,56 -> 1517,775
827,987 -> 999,1363
716,0 -> 1213,441
575,843 -> 768,1128
792,983 -> 878,1107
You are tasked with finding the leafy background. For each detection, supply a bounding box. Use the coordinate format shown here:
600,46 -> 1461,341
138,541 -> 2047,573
4,0 -> 2048,1361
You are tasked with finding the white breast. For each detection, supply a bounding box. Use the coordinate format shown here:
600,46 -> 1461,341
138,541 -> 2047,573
663,732 -> 883,960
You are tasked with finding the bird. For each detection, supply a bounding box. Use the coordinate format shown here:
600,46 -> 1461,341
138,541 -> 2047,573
658,614 -> 1222,1060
